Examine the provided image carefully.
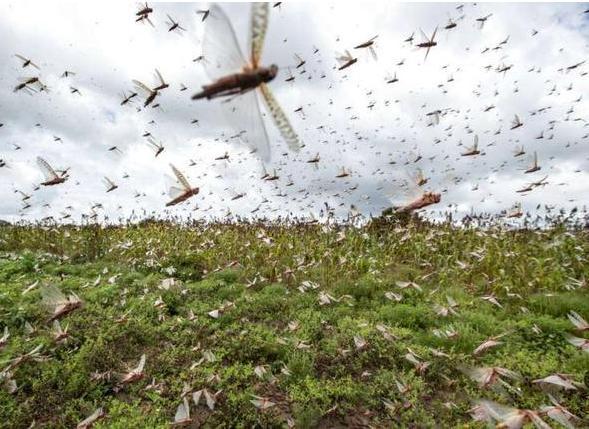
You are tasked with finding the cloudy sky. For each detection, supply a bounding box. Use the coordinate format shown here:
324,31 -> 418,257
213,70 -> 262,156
1,1 -> 588,223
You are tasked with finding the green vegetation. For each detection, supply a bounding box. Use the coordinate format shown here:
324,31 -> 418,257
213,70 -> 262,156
0,220 -> 588,428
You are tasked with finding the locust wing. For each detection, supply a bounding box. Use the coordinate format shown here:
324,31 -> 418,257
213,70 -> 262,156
260,83 -> 301,152
419,28 -> 429,43
250,3 -> 270,68
134,354 -> 146,373
415,168 -> 427,186
165,171 -> 187,200
222,90 -> 271,161
102,176 -> 115,188
146,136 -> 162,151
512,114 -> 520,127
154,69 -> 166,86
170,164 -> 191,191
165,14 -> 174,26
336,50 -> 354,66
201,5 -> 247,80
380,178 -> 410,208
76,408 -> 104,429
387,165 -> 440,208
174,398 -> 190,423
132,80 -> 154,97
37,157 -> 59,181
168,186 -> 185,200
41,284 -> 67,308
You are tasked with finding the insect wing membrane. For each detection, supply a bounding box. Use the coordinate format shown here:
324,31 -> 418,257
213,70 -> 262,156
260,83 -> 300,153
174,398 -> 190,422
222,90 -> 271,161
135,354 -> 146,373
249,3 -> 269,68
41,284 -> 67,307
37,157 -> 58,181
170,164 -> 191,190
419,28 -> 429,43
154,69 -> 165,85
404,167 -> 425,198
202,5 -> 248,80
166,176 -> 186,199
132,80 -> 153,97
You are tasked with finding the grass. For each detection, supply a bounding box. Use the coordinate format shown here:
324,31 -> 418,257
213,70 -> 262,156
0,218 -> 588,428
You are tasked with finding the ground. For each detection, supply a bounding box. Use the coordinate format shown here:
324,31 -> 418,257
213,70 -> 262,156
0,220 -> 588,428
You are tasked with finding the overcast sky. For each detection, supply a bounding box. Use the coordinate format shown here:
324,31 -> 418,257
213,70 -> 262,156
1,1 -> 588,223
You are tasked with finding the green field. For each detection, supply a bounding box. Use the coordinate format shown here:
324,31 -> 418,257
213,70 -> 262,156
1,220 -> 588,428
